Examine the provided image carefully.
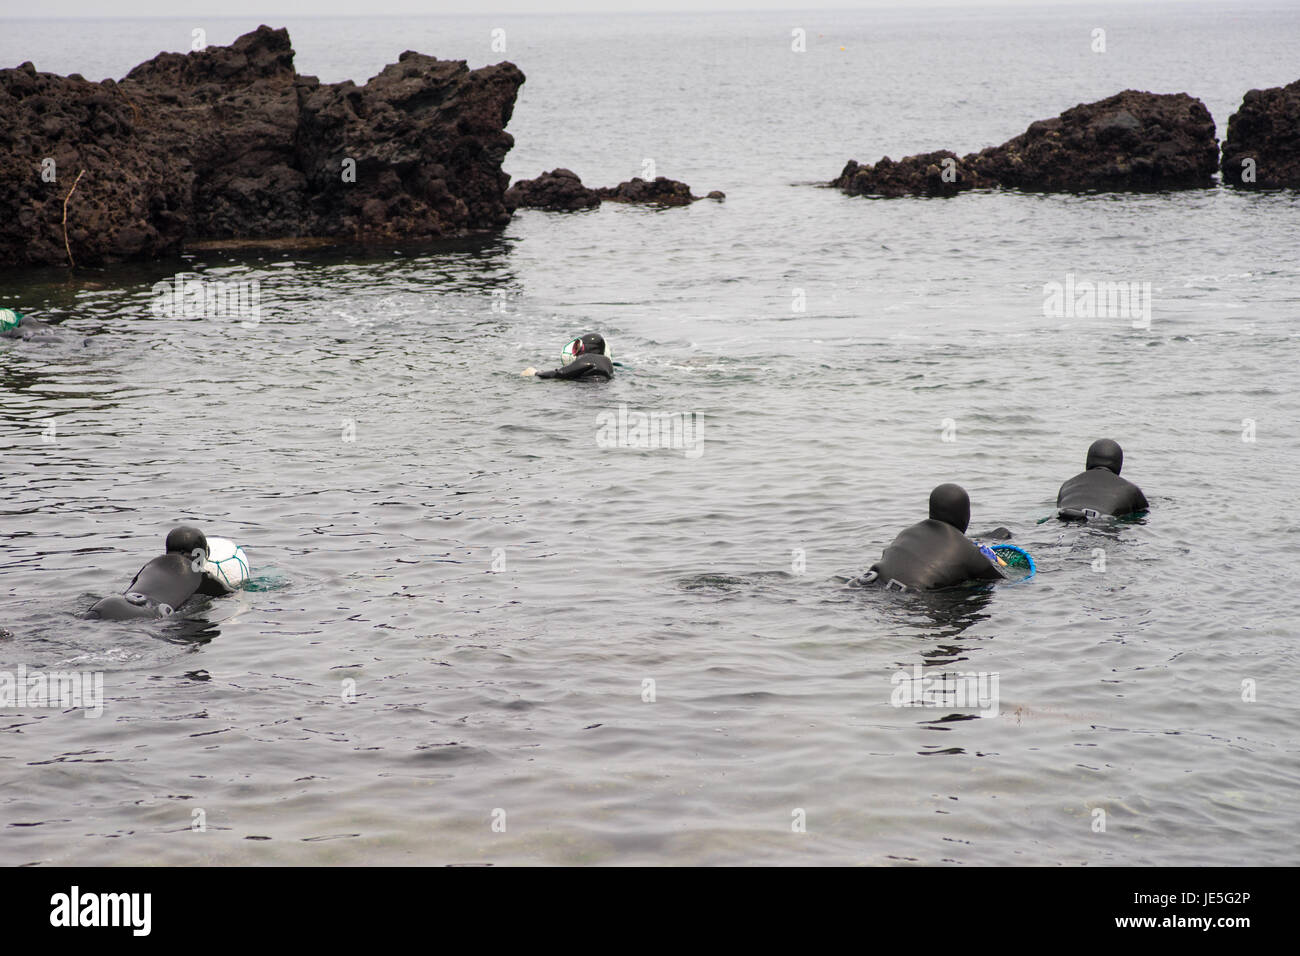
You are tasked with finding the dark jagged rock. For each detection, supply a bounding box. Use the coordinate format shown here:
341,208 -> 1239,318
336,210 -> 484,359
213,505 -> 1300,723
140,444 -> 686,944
505,170 -> 715,210
833,90 -> 1218,197
595,176 -> 700,205
832,150 -> 993,197
1221,78 -> 1300,188
0,26 -> 525,267
968,91 -> 1218,190
504,168 -> 599,211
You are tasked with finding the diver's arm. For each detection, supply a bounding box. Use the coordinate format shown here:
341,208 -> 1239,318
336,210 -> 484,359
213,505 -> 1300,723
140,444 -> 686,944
196,575 -> 231,597
957,532 -> 1005,583
854,564 -> 881,586
963,547 -> 1005,583
124,561 -> 151,593
974,554 -> 1006,581
520,364 -> 567,379
535,357 -> 600,380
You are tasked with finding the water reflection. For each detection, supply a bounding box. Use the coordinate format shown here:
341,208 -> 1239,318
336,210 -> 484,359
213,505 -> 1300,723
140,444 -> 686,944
882,586 -> 996,648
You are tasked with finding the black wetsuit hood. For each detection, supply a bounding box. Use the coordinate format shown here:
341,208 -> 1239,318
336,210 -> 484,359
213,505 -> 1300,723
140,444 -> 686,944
1085,438 -> 1124,475
166,525 -> 208,558
574,332 -> 606,356
929,483 -> 971,533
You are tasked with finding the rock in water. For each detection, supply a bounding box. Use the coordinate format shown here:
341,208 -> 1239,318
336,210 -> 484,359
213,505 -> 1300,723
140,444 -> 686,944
0,26 -> 525,267
832,151 -> 993,197
504,168 -> 600,211
968,91 -> 1218,191
832,90 -> 1218,197
1221,79 -> 1300,188
504,170 -> 713,210
595,176 -> 700,205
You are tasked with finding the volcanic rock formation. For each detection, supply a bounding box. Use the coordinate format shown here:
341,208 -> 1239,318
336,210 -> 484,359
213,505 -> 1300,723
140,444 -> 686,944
505,168 -> 721,210
1221,78 -> 1300,188
833,90 -> 1219,197
0,26 -> 525,267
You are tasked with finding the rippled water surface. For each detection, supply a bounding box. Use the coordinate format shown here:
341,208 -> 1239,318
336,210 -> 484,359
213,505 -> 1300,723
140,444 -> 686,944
2,4 -> 1299,865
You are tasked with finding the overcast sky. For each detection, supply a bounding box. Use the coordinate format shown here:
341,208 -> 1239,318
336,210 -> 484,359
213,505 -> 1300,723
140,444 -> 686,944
0,0 -> 1249,17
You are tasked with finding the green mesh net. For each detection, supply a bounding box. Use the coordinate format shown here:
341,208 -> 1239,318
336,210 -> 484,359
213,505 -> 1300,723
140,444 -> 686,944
991,546 -> 1033,572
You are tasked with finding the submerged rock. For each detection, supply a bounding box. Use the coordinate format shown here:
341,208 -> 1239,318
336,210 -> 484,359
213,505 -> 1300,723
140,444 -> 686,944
832,150 -> 993,197
506,170 -> 716,210
1221,78 -> 1300,188
595,176 -> 701,205
0,26 -> 525,267
833,90 -> 1218,197
504,168 -> 599,211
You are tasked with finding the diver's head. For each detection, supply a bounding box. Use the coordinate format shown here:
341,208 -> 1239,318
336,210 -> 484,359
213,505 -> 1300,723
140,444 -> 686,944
929,483 -> 971,533
1085,438 -> 1123,475
165,525 -> 208,557
562,332 -> 609,364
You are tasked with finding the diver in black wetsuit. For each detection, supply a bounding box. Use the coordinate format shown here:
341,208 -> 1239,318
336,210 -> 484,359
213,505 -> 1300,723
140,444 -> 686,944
861,483 -> 1004,592
0,308 -> 57,342
1056,439 -> 1148,521
89,526 -> 221,620
522,332 -> 614,381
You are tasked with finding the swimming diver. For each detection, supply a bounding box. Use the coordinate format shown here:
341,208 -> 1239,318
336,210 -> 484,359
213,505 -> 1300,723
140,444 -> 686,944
0,308 -> 57,342
860,483 -> 1005,591
1056,439 -> 1148,521
88,526 -> 227,620
521,333 -> 614,380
